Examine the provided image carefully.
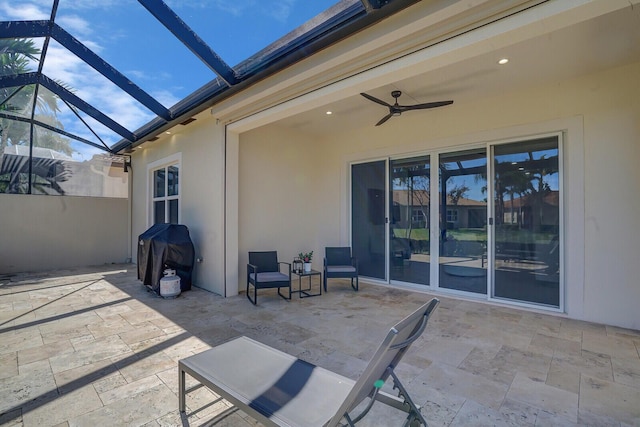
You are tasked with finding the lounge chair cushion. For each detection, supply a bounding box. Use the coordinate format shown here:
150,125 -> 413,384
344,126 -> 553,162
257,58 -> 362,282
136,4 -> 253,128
326,265 -> 356,274
179,299 -> 440,426
250,272 -> 289,282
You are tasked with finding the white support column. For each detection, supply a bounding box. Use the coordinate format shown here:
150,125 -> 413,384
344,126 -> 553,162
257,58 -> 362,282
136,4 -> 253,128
225,128 -> 240,297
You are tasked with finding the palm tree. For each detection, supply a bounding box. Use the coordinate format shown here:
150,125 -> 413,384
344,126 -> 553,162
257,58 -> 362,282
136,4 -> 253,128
1,38 -> 74,193
0,38 -> 38,74
0,38 -> 71,155
501,169 -> 533,227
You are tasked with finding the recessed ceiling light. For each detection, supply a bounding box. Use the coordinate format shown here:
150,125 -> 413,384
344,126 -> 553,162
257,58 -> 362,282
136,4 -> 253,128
326,111 -> 333,115
165,131 -> 171,134
498,58 -> 509,65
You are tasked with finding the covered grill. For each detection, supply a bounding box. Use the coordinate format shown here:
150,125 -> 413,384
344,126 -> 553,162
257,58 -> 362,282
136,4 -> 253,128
137,224 -> 195,294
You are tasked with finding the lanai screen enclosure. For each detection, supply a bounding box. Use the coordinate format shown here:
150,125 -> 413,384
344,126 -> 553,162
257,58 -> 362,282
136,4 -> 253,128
0,0 -> 415,196
2,0 -> 640,330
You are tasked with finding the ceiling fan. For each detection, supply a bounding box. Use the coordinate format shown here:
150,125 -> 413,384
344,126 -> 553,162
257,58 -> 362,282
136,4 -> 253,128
360,90 -> 453,126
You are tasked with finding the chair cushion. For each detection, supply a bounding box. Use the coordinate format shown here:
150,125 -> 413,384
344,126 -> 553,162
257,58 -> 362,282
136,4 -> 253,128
327,265 -> 356,273
326,247 -> 352,265
249,251 -> 279,272
251,272 -> 289,283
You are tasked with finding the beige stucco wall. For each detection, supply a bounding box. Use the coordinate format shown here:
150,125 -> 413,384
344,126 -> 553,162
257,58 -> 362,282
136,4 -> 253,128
130,117 -> 226,295
237,60 -> 640,329
126,1 -> 639,329
237,126 -> 332,285
0,194 -> 128,273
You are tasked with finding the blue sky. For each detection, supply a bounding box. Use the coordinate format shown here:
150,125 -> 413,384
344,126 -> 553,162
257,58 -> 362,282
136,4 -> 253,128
0,0 -> 339,159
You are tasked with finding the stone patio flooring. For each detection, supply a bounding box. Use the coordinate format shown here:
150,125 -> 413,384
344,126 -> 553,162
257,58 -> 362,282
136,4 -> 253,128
1,265 -> 639,426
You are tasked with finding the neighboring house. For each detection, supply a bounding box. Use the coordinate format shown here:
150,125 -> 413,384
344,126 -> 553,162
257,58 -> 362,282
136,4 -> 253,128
0,146 -> 127,197
391,189 -> 487,230
502,191 -> 559,230
3,0 -> 640,330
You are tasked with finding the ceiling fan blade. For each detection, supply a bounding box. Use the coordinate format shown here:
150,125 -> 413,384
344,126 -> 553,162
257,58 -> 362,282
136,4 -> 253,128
401,100 -> 454,111
361,92 -> 392,108
375,113 -> 394,126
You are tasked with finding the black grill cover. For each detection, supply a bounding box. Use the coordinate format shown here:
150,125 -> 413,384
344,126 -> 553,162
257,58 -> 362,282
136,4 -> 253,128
137,224 -> 195,292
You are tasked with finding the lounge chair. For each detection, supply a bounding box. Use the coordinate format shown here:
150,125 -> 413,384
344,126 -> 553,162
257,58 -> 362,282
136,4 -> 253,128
246,251 -> 292,305
179,298 -> 440,426
324,246 -> 359,292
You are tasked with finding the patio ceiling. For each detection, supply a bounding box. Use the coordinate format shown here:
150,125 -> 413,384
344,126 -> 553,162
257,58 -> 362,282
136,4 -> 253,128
274,4 -> 640,136
0,0 -> 420,157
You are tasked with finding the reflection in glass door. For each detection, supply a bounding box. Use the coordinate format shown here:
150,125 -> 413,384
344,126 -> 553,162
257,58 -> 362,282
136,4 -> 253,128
438,149 -> 488,294
492,137 -> 561,307
352,161 -> 386,280
390,156 -> 430,285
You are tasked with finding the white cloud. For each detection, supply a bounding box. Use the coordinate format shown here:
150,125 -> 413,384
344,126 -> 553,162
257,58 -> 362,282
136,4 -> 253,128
41,41 -> 155,145
0,2 -> 49,20
265,0 -> 296,23
42,43 -> 85,82
2,0 -> 224,149
56,14 -> 92,36
125,70 -> 179,107
127,69 -> 172,82
211,0 -> 254,17
51,0 -> 124,12
151,89 -> 180,109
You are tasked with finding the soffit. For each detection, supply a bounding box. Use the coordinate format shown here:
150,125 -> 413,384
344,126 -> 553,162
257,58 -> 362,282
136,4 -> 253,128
210,0 -> 541,125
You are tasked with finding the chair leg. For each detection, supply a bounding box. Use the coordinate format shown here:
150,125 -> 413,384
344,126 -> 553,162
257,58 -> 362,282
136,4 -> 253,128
179,366 -> 186,412
323,275 -> 327,292
247,282 -> 257,305
277,285 -> 291,301
352,276 -> 359,291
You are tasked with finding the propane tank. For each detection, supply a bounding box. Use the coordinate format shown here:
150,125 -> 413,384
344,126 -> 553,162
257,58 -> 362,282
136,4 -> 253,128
159,269 -> 181,298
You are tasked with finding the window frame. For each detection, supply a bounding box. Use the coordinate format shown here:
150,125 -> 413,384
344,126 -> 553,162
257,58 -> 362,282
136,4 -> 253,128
411,208 -> 426,223
146,153 -> 182,227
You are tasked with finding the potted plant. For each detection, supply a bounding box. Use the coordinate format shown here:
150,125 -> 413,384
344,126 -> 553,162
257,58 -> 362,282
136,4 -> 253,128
299,251 -> 313,272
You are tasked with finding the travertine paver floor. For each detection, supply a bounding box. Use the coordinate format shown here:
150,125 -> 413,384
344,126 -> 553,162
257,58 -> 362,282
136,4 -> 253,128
1,265 -> 639,426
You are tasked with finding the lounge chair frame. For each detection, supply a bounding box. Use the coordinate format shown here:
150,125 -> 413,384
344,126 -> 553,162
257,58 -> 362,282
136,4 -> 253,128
179,298 -> 439,426
323,246 -> 359,292
246,251 -> 292,305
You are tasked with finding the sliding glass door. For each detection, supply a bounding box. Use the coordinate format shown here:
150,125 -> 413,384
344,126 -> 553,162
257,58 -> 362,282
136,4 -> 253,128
352,161 -> 386,280
390,156 -> 430,285
350,134 -> 562,310
438,149 -> 488,294
491,136 -> 561,307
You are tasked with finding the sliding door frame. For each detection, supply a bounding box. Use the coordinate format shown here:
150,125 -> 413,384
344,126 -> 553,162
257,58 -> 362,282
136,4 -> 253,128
350,157 -> 390,283
487,132 -> 565,312
348,131 -> 565,314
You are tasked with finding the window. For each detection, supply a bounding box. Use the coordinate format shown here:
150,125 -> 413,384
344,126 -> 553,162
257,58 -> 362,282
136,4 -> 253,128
412,208 -> 426,223
148,154 -> 180,225
446,209 -> 458,222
